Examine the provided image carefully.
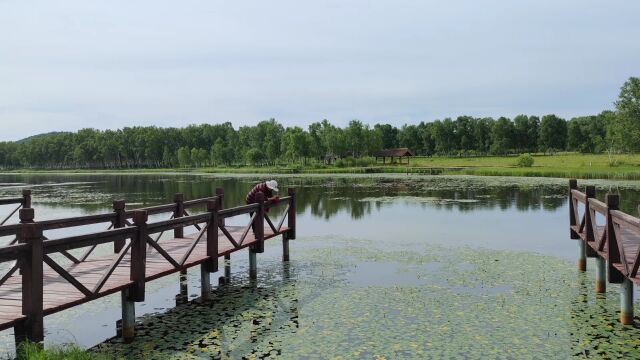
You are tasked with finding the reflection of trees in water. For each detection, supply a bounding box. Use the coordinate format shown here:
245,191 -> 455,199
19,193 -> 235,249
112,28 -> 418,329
6,174 -> 640,218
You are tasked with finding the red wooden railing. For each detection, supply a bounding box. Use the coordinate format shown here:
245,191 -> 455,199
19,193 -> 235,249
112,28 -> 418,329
0,187 -> 296,343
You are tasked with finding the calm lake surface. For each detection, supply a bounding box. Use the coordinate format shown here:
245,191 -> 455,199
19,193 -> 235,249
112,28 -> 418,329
1,173 -> 640,359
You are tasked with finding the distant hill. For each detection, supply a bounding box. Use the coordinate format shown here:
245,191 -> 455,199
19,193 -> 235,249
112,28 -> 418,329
16,132 -> 71,144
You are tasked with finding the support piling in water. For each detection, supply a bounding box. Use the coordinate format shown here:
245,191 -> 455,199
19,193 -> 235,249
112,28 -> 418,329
620,278 -> 634,325
175,270 -> 188,305
282,234 -> 290,262
200,264 -> 211,301
224,254 -> 231,284
578,240 -> 587,272
249,250 -> 257,279
121,289 -> 135,342
595,257 -> 606,293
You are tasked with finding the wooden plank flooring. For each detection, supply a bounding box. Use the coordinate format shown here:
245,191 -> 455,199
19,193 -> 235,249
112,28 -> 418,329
0,225 -> 288,331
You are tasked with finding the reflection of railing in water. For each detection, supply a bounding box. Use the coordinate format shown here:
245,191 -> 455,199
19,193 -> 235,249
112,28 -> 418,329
0,187 -> 296,347
569,179 -> 639,325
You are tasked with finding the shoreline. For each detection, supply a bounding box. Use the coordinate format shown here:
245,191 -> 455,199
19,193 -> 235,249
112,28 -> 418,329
1,166 -> 640,180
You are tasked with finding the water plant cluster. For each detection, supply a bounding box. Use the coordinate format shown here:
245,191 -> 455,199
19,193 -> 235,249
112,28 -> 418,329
93,236 -> 640,359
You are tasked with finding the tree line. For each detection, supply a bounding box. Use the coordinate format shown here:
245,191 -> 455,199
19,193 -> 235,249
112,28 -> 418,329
0,77 -> 638,169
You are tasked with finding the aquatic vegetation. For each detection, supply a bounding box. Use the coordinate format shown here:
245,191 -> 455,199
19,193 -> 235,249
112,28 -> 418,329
94,236 -> 640,359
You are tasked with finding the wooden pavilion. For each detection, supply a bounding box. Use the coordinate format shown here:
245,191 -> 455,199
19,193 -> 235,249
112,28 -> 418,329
374,148 -> 415,164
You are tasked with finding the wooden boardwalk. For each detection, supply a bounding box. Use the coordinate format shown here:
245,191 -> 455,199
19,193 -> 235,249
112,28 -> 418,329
0,188 -> 296,344
569,180 -> 640,324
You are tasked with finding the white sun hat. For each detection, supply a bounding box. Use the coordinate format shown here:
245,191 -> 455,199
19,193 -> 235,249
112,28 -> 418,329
266,180 -> 279,192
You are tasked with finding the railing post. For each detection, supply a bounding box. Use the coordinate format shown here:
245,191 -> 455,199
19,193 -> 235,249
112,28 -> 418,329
205,200 -> 219,273
569,179 -> 578,239
606,194 -> 624,284
216,188 -> 225,226
201,199 -> 219,301
113,200 -> 126,253
253,192 -> 265,254
17,209 -> 35,275
174,193 -> 184,238
21,190 -> 31,209
288,188 -> 296,240
585,186 -> 596,243
18,222 -> 44,344
130,210 -> 147,302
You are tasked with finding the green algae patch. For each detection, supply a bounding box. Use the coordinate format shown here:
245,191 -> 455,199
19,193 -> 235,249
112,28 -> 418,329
94,237 -> 640,359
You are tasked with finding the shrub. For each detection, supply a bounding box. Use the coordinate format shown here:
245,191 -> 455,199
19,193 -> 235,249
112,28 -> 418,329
515,154 -> 534,167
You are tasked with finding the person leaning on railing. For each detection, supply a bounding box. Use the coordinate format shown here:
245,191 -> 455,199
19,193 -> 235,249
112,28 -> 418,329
245,180 -> 280,234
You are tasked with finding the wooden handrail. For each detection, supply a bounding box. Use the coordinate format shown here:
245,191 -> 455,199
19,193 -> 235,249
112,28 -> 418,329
146,213 -> 209,233
38,213 -> 117,231
589,198 -> 608,214
125,203 -> 175,218
43,227 -> 136,254
184,197 -> 218,208
571,190 -> 587,202
0,197 -> 25,206
0,243 -> 29,262
611,210 -> 640,231
218,203 -> 260,218
0,224 -> 21,237
263,196 -> 292,209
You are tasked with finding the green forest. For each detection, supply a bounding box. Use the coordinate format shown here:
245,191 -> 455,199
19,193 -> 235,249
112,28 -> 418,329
1,77 -> 638,170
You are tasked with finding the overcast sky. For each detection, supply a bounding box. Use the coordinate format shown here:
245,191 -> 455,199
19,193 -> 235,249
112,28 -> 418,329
0,1 -> 638,141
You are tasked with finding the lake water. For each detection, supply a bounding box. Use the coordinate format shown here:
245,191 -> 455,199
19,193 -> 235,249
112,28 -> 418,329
1,174 -> 640,359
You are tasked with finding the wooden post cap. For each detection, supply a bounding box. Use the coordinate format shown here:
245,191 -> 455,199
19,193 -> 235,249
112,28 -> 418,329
288,188 -> 296,195
586,186 -> 596,197
19,208 -> 34,222
569,179 -> 577,189
215,188 -> 224,195
22,189 -> 31,196
113,200 -> 125,210
174,193 -> 184,202
606,193 -> 619,208
133,210 -> 148,225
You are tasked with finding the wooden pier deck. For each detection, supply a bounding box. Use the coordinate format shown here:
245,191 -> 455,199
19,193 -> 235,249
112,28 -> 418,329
569,180 -> 640,324
0,187 -> 296,344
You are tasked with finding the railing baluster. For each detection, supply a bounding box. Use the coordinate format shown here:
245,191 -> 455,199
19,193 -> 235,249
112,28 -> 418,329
606,194 -> 624,283
252,192 -> 265,253
113,200 -> 126,253
130,211 -> 147,302
288,188 -> 296,240
216,188 -> 225,227
174,193 -> 184,239
205,200 -> 218,273
19,222 -> 43,342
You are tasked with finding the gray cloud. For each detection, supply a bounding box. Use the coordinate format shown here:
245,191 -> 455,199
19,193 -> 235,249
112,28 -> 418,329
1,0 -> 638,140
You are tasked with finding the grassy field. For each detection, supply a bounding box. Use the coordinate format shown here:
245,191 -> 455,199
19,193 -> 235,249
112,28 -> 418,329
4,153 -> 640,180
15,341 -> 116,360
